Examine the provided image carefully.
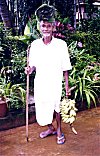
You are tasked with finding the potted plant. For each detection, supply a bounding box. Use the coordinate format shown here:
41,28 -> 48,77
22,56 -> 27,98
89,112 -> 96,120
0,74 -> 8,117
0,97 -> 7,118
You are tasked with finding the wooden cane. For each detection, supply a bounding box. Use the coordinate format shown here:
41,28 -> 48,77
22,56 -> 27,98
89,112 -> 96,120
26,45 -> 30,142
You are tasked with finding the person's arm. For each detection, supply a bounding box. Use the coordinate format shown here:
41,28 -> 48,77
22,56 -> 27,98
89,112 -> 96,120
63,70 -> 71,97
25,41 -> 36,75
25,66 -> 36,75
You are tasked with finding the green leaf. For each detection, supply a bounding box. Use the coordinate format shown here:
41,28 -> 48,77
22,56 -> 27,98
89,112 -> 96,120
78,77 -> 83,98
85,89 -> 96,108
85,91 -> 91,108
75,89 -> 78,99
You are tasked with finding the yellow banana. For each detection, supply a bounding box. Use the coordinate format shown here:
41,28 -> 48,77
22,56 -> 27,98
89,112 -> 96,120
69,116 -> 75,124
65,118 -> 71,123
70,109 -> 76,117
60,98 -> 78,124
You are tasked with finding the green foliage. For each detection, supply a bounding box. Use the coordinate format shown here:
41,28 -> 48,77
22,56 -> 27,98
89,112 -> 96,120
55,12 -> 70,24
23,16 -> 41,40
68,41 -> 96,71
71,69 -> 100,108
0,23 -> 11,68
5,37 -> 27,84
0,23 -> 37,111
68,41 -> 100,108
67,32 -> 100,63
0,69 -> 26,110
0,24 -> 28,85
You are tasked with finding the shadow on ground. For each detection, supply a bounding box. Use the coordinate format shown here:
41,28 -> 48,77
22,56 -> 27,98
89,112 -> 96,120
0,107 -> 100,156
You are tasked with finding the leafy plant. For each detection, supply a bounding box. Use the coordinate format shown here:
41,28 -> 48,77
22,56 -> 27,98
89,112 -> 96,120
69,68 -> 100,108
76,69 -> 99,108
68,32 -> 100,62
67,41 -> 100,108
0,70 -> 26,110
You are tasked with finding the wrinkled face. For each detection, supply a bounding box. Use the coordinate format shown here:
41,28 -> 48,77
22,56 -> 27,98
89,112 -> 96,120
39,21 -> 54,37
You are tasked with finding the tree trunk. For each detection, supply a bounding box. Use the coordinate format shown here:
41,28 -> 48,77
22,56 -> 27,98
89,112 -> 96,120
0,0 -> 12,28
77,0 -> 84,28
73,0 -> 76,29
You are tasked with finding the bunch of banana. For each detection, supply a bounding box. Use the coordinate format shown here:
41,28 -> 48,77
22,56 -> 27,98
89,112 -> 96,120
60,98 -> 78,134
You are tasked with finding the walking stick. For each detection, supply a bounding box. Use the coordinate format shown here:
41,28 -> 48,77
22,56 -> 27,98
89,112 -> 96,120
26,45 -> 30,142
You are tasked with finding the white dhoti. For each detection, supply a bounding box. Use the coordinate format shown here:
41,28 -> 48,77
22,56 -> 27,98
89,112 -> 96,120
34,73 -> 62,126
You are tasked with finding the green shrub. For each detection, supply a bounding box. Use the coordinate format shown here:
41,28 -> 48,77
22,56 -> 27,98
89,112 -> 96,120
69,68 -> 100,109
67,41 -> 100,108
0,70 -> 26,110
67,32 -> 100,62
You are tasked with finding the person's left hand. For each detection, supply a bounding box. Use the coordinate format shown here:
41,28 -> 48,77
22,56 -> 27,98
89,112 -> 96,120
66,89 -> 71,97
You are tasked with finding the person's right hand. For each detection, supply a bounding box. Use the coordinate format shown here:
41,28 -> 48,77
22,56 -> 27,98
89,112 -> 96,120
25,66 -> 33,75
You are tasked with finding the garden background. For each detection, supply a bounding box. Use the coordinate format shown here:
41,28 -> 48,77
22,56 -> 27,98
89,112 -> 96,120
0,0 -> 100,119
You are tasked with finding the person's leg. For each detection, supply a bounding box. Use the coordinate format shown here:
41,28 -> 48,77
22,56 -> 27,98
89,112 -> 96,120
55,112 -> 62,137
39,123 -> 56,138
56,112 -> 65,144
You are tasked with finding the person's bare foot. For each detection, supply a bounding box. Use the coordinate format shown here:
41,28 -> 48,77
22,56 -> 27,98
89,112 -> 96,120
39,129 -> 57,138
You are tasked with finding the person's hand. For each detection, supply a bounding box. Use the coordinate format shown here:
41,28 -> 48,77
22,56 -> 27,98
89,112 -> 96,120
25,66 -> 32,75
66,89 -> 71,98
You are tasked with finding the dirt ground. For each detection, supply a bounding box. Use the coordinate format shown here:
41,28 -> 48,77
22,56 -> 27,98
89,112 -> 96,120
0,107 -> 100,156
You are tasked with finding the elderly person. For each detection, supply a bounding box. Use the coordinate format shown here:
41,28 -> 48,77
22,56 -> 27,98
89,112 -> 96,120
25,4 -> 72,144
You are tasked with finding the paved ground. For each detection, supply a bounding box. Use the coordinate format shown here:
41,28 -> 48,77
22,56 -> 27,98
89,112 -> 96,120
0,107 -> 100,156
